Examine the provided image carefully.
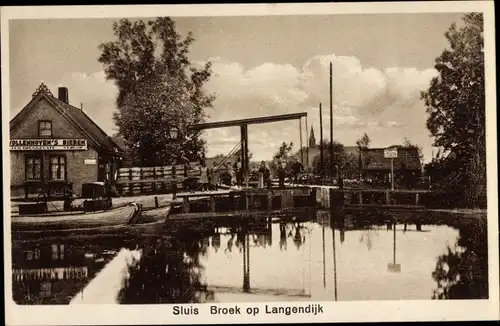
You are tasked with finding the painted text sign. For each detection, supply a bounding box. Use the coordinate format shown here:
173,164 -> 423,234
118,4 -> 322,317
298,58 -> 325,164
383,148 -> 398,159
10,139 -> 88,151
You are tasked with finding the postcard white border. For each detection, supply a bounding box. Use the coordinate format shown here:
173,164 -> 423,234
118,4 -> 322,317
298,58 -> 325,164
2,2 -> 498,324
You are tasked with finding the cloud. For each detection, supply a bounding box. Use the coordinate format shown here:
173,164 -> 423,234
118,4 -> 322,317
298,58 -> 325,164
202,54 -> 437,160
33,53 -> 436,161
45,71 -> 118,135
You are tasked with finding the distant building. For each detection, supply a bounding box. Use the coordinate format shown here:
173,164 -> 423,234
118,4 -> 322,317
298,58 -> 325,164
360,146 -> 422,185
9,83 -> 124,198
296,127 -> 422,185
297,127 -> 359,171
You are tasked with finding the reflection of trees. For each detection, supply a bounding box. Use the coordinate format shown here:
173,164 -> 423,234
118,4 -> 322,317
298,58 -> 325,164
119,234 -> 214,304
432,222 -> 488,299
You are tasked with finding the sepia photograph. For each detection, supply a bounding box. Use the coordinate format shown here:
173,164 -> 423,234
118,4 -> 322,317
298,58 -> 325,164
2,2 -> 498,325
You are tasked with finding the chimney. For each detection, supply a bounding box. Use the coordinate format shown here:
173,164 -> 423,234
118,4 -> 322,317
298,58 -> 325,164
58,87 -> 69,104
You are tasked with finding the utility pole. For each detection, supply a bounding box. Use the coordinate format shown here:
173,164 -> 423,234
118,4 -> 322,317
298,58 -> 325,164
329,62 -> 334,183
319,103 -> 324,181
391,158 -> 395,191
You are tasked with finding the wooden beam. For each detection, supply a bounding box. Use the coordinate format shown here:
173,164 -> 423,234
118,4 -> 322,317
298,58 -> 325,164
189,112 -> 307,130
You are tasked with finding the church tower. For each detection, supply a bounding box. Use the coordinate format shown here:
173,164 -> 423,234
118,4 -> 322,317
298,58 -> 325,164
309,126 -> 316,148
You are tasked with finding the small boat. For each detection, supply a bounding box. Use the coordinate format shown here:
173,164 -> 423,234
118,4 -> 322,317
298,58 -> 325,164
11,205 -> 138,232
11,204 -> 172,242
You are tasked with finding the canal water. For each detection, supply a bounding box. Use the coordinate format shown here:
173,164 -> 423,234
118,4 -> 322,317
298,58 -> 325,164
11,212 -> 488,304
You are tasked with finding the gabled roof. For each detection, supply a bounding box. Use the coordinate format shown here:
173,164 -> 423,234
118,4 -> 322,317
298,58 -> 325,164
361,146 -> 421,171
10,83 -> 123,156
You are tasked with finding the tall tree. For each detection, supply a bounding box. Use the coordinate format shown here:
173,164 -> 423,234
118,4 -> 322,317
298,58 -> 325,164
234,148 -> 253,162
270,142 -> 295,176
98,18 -> 214,166
312,141 -> 345,177
355,133 -> 371,148
403,137 -> 425,164
421,13 -> 485,207
355,133 -> 371,179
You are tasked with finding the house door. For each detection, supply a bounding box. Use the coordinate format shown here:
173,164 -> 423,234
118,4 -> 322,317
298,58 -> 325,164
97,158 -> 106,182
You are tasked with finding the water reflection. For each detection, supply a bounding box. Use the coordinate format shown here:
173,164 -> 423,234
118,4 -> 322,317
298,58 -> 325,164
432,221 -> 488,299
11,211 -> 488,304
119,234 -> 215,304
12,239 -> 127,304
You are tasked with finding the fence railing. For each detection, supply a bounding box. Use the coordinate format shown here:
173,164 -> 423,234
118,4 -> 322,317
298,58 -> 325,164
115,163 -> 234,196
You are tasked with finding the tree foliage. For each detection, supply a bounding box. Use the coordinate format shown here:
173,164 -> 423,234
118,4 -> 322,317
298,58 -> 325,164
270,142 -> 295,176
311,141 -> 346,177
403,137 -> 424,164
356,133 -> 371,148
421,13 -> 485,206
432,222 -> 488,299
99,18 -> 214,166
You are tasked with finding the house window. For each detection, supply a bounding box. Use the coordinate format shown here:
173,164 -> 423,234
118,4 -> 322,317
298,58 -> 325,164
25,250 -> 34,261
59,244 -> 65,260
40,282 -> 52,298
51,244 -> 59,260
49,156 -> 66,181
38,120 -> 52,137
25,155 -> 42,181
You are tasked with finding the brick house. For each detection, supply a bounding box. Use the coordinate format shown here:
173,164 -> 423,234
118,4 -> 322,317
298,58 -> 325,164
9,83 -> 124,198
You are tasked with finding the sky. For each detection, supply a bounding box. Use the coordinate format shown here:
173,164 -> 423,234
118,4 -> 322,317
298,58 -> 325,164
8,13 -> 467,162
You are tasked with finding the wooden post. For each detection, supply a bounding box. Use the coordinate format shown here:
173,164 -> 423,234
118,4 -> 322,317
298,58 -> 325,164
358,192 -> 363,205
240,124 -> 249,182
183,196 -> 190,213
210,195 -> 216,213
230,193 -> 235,211
310,187 -> 317,208
415,193 -> 420,206
267,190 -> 273,211
385,191 -> 390,205
154,196 -> 159,208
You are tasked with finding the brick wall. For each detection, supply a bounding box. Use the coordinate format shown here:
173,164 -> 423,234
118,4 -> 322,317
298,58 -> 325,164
11,97 -> 84,139
10,97 -> 102,197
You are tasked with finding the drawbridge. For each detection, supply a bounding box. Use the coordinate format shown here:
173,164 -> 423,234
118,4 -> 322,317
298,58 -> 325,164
189,112 -> 310,183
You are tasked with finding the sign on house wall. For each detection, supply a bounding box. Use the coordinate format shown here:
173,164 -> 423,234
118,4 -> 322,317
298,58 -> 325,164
383,148 -> 398,159
9,139 -> 88,151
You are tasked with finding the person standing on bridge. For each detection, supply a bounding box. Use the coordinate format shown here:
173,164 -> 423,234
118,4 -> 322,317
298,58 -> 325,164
226,161 -> 235,186
258,161 -> 271,189
200,160 -> 209,192
234,157 -> 243,187
291,159 -> 304,185
209,161 -> 220,190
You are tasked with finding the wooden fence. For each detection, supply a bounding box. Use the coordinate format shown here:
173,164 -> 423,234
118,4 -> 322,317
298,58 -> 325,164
115,162 -> 208,196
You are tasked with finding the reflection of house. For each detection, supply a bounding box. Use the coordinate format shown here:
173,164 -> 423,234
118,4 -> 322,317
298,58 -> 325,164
9,83 -> 124,198
11,243 -> 92,304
